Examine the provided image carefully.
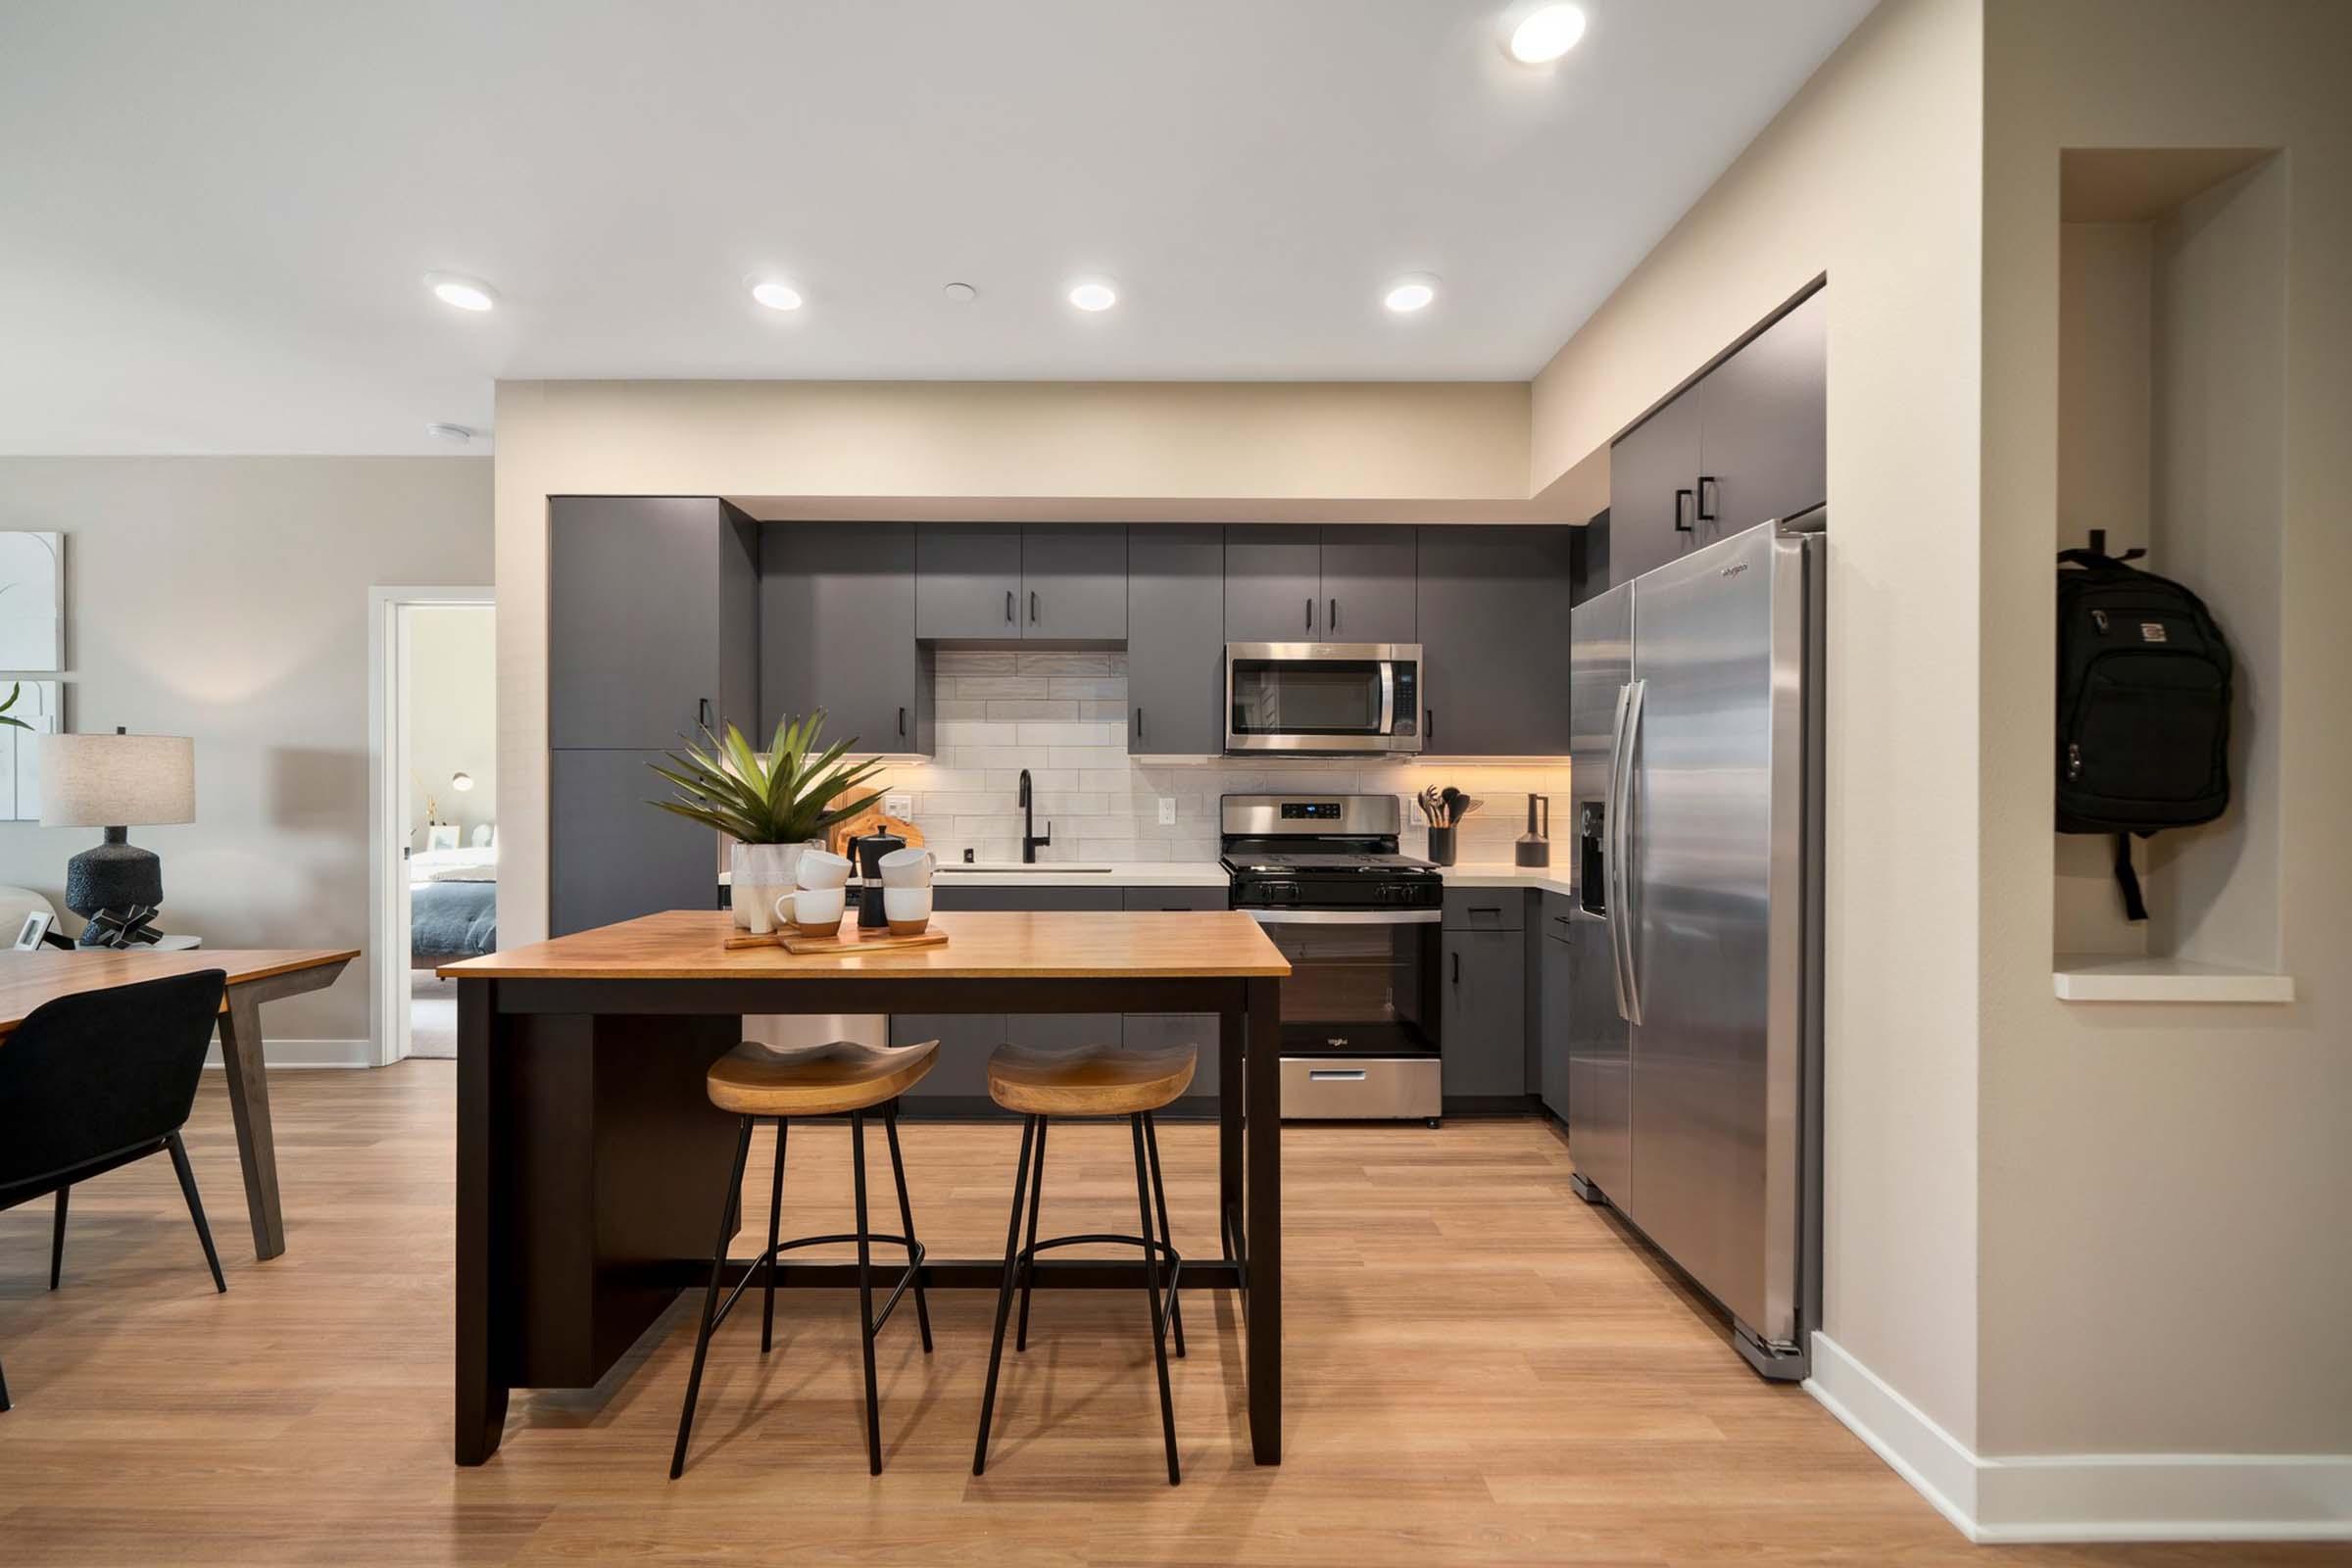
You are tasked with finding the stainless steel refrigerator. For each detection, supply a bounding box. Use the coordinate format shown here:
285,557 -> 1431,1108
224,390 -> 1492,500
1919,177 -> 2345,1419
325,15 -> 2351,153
1565,511 -> 1825,1381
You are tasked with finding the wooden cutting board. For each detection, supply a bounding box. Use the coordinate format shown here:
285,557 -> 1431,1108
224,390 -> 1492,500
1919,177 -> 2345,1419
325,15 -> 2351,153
724,923 -> 949,954
824,803 -> 924,858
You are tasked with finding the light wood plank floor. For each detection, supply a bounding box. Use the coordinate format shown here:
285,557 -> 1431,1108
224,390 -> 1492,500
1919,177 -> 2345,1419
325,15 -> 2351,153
0,1062 -> 2332,1566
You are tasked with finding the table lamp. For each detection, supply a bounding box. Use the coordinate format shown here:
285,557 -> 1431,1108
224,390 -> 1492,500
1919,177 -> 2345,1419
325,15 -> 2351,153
38,727 -> 196,948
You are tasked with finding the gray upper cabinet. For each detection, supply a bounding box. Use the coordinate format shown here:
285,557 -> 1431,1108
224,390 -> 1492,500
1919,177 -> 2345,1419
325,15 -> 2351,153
1608,391 -> 1701,588
1021,524 -> 1128,639
1127,526 -> 1225,755
1318,526 -> 1416,643
549,497 -> 760,749
1414,526 -> 1576,757
915,524 -> 1023,639
761,522 -> 931,756
1224,525 -> 1324,641
551,748 -> 718,936
1695,288 -> 1826,545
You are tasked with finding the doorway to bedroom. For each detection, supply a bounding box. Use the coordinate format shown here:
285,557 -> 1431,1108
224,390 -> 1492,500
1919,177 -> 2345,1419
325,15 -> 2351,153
369,588 -> 495,1063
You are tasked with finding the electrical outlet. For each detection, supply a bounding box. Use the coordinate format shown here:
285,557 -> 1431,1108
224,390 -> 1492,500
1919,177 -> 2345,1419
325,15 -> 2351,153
1157,797 -> 1177,826
884,792 -> 913,818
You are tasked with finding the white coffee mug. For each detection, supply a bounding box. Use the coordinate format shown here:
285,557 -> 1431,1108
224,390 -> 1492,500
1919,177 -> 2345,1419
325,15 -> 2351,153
877,847 -> 935,888
883,886 -> 933,926
797,849 -> 853,890
788,886 -> 846,928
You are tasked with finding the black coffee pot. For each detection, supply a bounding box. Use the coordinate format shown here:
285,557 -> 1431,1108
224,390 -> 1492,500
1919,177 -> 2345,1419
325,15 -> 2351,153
849,828 -> 906,928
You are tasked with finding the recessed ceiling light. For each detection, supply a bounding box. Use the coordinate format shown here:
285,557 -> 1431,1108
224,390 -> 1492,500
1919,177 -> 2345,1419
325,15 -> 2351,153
1505,3 -> 1587,65
424,272 -> 498,312
749,278 -> 804,312
943,281 -> 978,303
1068,279 -> 1118,313
1384,274 -> 1440,313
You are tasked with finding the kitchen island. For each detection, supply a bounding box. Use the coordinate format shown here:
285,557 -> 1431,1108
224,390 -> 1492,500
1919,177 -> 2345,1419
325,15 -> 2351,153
442,907 -> 1288,1467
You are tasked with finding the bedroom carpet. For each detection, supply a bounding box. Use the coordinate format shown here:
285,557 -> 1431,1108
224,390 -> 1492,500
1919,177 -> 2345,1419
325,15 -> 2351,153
409,969 -> 457,1058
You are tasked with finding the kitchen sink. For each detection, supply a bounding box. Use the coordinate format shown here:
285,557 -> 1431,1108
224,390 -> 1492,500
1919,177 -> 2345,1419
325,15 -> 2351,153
935,862 -> 1114,873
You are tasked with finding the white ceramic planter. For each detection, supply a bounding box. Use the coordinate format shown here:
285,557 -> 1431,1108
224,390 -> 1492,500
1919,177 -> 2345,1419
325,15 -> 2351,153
731,840 -> 819,933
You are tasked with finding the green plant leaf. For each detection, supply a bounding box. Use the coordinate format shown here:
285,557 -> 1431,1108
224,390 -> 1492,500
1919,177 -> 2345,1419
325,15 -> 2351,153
645,709 -> 882,844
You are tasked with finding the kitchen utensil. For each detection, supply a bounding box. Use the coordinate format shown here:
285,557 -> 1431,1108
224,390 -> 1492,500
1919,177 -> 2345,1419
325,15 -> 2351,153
1516,794 -> 1551,867
849,827 -> 906,927
1427,825 -> 1458,866
1441,786 -> 1468,825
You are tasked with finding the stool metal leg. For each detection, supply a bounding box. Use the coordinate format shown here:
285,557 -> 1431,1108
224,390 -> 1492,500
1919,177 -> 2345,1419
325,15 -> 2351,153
851,1110 -> 882,1476
1014,1113 -> 1049,1351
881,1102 -> 932,1353
167,1132 -> 226,1295
1144,1113 -> 1184,1358
670,1116 -> 755,1479
1129,1113 -> 1181,1485
760,1119 -> 788,1353
973,1113 -> 1037,1476
50,1186 -> 68,1290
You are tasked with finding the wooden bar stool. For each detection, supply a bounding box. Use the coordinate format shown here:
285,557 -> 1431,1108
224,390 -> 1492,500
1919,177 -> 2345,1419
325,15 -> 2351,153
669,1038 -> 939,1479
972,1039 -> 1196,1486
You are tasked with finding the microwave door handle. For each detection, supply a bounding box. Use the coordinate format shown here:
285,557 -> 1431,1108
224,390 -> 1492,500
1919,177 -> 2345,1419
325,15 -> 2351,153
1611,679 -> 1647,1027
1378,662 -> 1396,735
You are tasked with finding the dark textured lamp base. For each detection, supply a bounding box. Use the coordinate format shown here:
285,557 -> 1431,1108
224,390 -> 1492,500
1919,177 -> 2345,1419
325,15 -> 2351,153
67,830 -> 168,947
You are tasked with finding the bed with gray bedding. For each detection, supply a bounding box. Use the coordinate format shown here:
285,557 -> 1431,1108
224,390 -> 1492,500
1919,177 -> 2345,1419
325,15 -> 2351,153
411,847 -> 498,962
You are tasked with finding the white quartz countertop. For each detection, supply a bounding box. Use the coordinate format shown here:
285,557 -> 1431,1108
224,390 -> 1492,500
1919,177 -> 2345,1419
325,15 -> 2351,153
721,859 -> 1578,894
1439,862 -> 1576,898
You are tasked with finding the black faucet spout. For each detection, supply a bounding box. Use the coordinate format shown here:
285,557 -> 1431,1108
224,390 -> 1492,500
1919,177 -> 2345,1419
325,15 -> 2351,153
1018,768 -> 1052,863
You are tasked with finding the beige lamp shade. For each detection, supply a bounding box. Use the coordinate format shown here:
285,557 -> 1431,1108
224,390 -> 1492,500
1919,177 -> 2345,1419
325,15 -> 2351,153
38,733 -> 196,828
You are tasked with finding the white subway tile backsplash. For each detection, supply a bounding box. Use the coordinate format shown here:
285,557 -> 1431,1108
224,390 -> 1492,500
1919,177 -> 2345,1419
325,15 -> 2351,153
936,720 -> 1019,748
1046,677 -> 1125,699
985,699 -> 1081,720
934,700 -> 990,721
952,675 -> 1054,699
1014,720 -> 1121,747
1013,652 -> 1113,675
936,650 -> 1017,674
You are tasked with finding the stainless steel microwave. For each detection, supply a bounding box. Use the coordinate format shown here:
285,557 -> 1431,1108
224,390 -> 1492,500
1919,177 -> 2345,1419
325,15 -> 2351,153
1224,643 -> 1423,755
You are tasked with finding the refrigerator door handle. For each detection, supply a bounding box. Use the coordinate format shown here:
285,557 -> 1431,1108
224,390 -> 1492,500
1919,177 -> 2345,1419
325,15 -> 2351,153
1604,680 -> 1636,1021
1612,678 -> 1647,1026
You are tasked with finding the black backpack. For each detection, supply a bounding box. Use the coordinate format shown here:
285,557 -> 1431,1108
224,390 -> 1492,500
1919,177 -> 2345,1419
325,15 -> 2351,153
2055,546 -> 2233,921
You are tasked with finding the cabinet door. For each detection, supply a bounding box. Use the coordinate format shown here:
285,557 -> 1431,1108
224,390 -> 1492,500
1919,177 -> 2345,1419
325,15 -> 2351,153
761,522 -> 928,755
1442,928 -> 1527,1098
891,1011 -> 1004,1100
550,749 -> 720,936
915,524 -> 1023,640
1696,289 -> 1826,545
1005,1012 -> 1125,1051
1538,895 -> 1576,1118
1122,1011 -> 1220,1103
1608,391 -> 1702,586
1224,525 -> 1324,642
1021,524 -> 1127,640
1317,526 -> 1416,643
1127,526 -> 1225,755
1414,526 -> 1576,756
550,497 -> 728,749
1571,512 -> 1610,606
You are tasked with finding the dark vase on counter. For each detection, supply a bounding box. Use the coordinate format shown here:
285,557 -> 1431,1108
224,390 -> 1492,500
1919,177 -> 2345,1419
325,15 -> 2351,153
1426,826 -> 1457,867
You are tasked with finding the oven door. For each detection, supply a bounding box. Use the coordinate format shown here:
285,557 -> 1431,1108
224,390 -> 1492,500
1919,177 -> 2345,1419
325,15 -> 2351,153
1225,642 -> 1422,754
1245,908 -> 1441,1056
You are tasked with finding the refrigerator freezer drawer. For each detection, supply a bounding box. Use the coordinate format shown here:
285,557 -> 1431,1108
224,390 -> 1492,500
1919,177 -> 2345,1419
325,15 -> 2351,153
1280,1056 -> 1441,1120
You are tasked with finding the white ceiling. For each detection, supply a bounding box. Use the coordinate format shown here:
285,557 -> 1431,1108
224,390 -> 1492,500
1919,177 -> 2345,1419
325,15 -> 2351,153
0,1 -> 1875,456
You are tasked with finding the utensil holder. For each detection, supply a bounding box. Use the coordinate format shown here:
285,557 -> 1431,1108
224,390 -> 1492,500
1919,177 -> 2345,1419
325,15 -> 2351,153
1427,826 -> 1457,866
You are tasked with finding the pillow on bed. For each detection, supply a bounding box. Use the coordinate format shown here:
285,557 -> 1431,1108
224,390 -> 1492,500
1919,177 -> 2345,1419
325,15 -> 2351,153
470,822 -> 494,848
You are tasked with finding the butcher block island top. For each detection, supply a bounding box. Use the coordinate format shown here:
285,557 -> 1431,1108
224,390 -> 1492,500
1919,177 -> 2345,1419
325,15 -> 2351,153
441,907 -> 1290,981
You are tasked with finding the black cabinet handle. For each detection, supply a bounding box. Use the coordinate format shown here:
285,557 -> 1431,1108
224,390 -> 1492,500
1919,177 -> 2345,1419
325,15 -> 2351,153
1426,708 -> 1435,745
697,697 -> 713,731
1329,597 -> 1338,632
1005,589 -> 1014,623
1697,475 -> 1718,522
1030,589 -> 1039,623
1304,597 -> 1313,632
1135,705 -> 1144,739
1674,488 -> 1695,533
1451,951 -> 1461,985
898,706 -> 906,738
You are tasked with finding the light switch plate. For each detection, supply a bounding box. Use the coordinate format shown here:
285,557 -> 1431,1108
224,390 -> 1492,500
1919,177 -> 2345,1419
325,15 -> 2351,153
884,792 -> 913,818
1157,797 -> 1177,826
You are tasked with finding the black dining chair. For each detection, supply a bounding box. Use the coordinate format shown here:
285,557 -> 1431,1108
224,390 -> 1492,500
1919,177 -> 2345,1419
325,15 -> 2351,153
0,968 -> 232,1412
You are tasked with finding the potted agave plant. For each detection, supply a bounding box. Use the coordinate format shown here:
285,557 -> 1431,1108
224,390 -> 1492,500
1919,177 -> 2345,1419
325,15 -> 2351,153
648,711 -> 885,934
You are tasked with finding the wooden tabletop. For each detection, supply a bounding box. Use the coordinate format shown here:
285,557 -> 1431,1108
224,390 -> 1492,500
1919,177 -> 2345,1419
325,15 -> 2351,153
442,909 -> 1290,981
0,948 -> 360,1037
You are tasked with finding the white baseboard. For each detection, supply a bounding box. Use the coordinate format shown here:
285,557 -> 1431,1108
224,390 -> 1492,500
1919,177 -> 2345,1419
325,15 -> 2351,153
1807,1332 -> 2352,1544
204,1038 -> 374,1069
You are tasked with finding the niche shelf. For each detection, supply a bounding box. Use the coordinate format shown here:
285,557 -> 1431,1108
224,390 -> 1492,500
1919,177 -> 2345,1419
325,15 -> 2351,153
2050,147 -> 2292,1004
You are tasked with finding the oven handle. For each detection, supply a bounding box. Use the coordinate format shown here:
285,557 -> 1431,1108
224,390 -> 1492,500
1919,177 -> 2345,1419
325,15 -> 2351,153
1378,662 -> 1396,735
1243,907 -> 1442,925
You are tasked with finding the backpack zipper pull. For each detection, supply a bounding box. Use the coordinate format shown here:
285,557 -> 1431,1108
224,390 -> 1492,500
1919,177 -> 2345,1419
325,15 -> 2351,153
2068,742 -> 2082,780
2091,610 -> 2110,634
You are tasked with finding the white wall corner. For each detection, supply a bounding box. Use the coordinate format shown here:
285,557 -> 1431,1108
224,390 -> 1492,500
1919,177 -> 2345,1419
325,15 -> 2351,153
1807,1333 -> 2352,1544
204,1038 -> 375,1070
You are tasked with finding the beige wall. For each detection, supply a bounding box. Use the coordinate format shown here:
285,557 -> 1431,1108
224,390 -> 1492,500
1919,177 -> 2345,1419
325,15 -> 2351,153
0,457 -> 493,1049
1530,0 -> 1990,1446
406,604 -> 497,846
492,378 -> 1533,947
1978,0 -> 2352,1456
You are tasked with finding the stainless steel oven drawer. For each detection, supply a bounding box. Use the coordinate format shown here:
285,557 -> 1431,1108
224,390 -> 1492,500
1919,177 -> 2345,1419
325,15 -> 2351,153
1280,1055 -> 1442,1120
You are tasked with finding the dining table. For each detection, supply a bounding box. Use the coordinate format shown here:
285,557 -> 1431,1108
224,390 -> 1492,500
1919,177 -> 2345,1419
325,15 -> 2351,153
0,946 -> 360,1260
442,907 -> 1289,1468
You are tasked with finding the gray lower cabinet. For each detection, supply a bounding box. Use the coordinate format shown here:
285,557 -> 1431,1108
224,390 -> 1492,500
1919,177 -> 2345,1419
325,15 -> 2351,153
1538,893 -> 1575,1119
1223,524 -> 1324,641
929,883 -> 1122,1058
760,521 -> 931,755
549,497 -> 760,749
914,524 -> 1023,639
550,749 -> 719,936
891,1011 -> 1003,1100
1127,526 -> 1224,755
1318,525 -> 1416,643
1442,926 -> 1527,1099
1021,524 -> 1128,639
1123,1011 -> 1219,1103
1414,527 -> 1576,758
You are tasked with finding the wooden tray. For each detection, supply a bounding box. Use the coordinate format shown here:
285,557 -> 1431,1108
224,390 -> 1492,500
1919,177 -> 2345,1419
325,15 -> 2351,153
724,924 -> 948,955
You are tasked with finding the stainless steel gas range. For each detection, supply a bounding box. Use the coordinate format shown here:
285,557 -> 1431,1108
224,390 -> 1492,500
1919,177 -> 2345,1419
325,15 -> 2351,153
1219,794 -> 1444,1122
